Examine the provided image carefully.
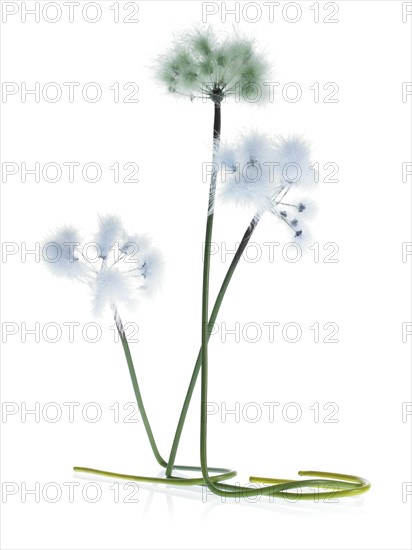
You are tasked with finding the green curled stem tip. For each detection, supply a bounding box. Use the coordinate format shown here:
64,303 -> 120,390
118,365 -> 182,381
249,471 -> 371,499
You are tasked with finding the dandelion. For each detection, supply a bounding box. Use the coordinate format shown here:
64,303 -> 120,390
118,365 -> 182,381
270,136 -> 315,240
276,135 -> 314,186
217,132 -> 279,213
94,214 -> 124,260
43,226 -> 88,281
270,186 -> 313,240
156,27 -> 270,217
92,268 -> 134,316
216,133 -> 315,240
155,26 -> 269,103
43,215 -> 162,317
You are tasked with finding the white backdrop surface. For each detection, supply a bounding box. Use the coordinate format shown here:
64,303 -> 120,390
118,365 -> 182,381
1,1 -> 411,549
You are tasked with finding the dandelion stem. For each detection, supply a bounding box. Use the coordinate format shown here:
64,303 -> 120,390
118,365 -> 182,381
165,214 -> 260,476
164,100 -> 221,476
113,306 -> 230,476
73,466 -> 236,486
113,307 -> 165,467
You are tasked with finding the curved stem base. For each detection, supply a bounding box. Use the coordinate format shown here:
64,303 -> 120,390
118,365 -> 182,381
73,466 -> 370,499
73,466 -> 237,486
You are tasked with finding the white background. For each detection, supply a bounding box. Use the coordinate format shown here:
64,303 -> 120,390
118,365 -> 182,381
1,1 -> 411,549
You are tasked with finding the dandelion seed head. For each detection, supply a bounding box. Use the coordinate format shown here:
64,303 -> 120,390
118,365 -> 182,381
139,248 -> 164,298
92,268 -> 135,317
43,216 -> 163,316
120,232 -> 153,263
43,226 -> 88,281
93,214 -> 124,260
155,26 -> 270,103
275,135 -> 313,186
217,132 -> 279,213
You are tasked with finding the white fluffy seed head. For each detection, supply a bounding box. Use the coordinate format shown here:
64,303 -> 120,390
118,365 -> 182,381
139,248 -> 164,298
120,232 -> 153,263
94,214 -> 123,260
216,143 -> 238,173
91,268 -> 135,316
217,132 -> 279,213
43,226 -> 89,281
274,136 -> 313,187
43,216 -> 163,316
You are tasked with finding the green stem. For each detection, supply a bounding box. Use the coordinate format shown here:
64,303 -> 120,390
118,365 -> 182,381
164,100 -> 223,476
165,214 -> 260,477
116,308 -> 166,468
198,102 -> 220,466
73,466 -> 235,486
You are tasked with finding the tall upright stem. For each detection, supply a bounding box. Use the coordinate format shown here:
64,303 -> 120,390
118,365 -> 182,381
165,100 -> 261,477
165,215 -> 259,476
200,100 -> 221,476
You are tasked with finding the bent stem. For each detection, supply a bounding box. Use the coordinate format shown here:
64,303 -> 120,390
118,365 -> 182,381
73,466 -> 235,487
112,306 -> 166,468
